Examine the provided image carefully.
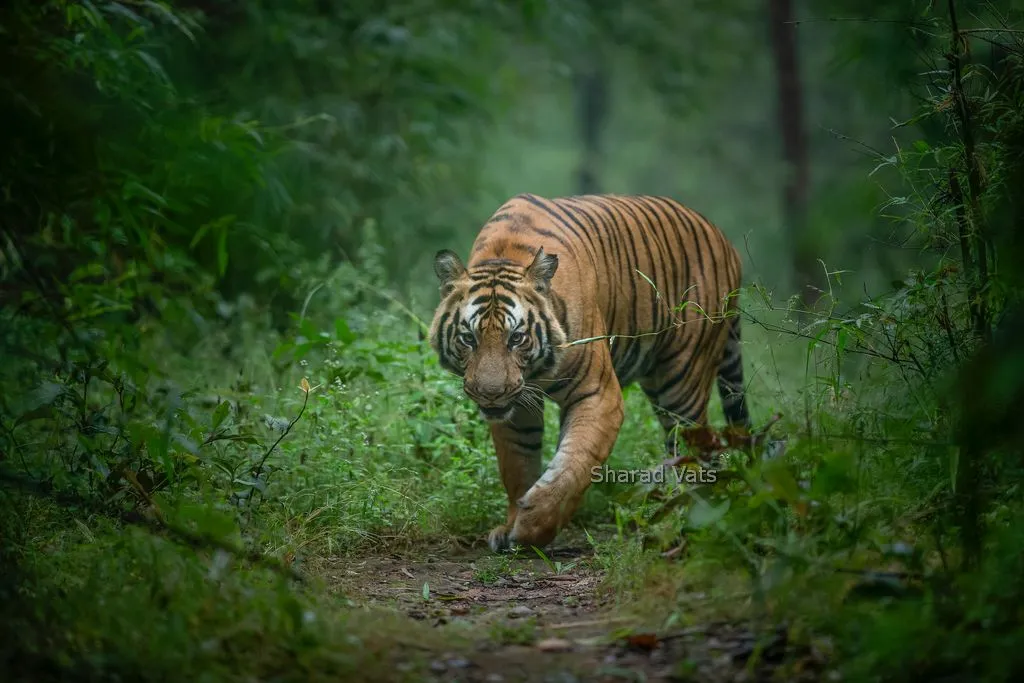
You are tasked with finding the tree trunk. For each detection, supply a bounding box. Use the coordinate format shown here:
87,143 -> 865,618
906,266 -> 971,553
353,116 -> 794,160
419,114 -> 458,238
767,0 -> 814,308
573,54 -> 610,195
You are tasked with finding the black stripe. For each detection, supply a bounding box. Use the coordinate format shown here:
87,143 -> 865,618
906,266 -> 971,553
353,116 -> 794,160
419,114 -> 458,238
719,353 -> 743,376
468,279 -> 517,294
470,269 -> 522,280
648,196 -> 696,296
473,257 -> 519,267
509,439 -> 543,451
486,212 -> 513,224
617,198 -> 662,331
544,378 -> 571,394
525,225 -> 575,252
548,199 -> 603,262
562,387 -> 600,413
510,424 -> 544,435
589,197 -> 634,335
559,198 -> 614,299
517,196 -> 582,251
635,197 -> 680,344
509,241 -> 538,254
549,291 -> 570,340
656,336 -> 704,400
520,195 -> 597,263
562,198 -> 613,287
689,210 -> 722,314
552,353 -> 589,399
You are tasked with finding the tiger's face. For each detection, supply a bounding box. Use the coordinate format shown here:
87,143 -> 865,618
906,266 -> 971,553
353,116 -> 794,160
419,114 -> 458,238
429,247 -> 566,423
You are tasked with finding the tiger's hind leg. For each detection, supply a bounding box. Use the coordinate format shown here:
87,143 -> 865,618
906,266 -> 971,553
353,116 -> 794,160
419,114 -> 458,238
639,326 -> 730,458
716,314 -> 750,428
487,405 -> 545,552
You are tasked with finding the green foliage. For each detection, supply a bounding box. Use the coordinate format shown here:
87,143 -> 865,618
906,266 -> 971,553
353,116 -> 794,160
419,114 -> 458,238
3,1 -> 1024,681
0,496 -> 444,682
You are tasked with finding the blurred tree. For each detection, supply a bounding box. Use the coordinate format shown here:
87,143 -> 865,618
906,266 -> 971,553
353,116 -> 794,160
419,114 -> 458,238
767,0 -> 813,307
535,0 -> 761,196
573,51 -> 610,194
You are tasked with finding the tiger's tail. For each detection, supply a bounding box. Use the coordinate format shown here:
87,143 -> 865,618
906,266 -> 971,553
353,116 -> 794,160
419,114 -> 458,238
716,313 -> 750,427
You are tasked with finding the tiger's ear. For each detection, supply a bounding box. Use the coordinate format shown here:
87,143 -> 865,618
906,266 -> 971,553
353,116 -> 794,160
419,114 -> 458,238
525,247 -> 558,292
434,249 -> 466,296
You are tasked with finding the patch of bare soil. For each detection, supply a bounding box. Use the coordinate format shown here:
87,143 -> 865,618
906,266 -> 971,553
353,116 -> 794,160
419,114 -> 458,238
323,534 -> 832,683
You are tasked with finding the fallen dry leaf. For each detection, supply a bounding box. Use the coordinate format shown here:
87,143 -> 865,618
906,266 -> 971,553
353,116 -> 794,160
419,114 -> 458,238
625,633 -> 660,651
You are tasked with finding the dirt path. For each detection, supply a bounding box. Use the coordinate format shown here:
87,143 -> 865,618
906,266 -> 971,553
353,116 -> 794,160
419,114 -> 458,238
323,533 -> 829,682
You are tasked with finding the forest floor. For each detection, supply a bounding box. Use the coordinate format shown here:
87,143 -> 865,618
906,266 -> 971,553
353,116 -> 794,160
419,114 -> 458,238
320,529 -> 831,683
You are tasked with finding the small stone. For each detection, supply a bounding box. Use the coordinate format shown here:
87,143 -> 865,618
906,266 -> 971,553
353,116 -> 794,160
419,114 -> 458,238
508,605 -> 535,618
446,657 -> 472,669
429,660 -> 446,673
536,637 -> 572,653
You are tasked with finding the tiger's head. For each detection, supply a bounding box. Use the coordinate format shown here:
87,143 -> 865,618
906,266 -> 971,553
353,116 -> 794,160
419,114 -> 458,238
429,247 -> 567,423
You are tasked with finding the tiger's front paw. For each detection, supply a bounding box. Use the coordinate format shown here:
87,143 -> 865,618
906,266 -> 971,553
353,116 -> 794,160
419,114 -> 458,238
508,491 -> 566,550
488,523 -> 512,552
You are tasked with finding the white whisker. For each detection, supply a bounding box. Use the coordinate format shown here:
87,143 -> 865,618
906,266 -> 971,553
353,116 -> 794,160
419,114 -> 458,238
525,382 -> 553,401
514,390 -> 544,416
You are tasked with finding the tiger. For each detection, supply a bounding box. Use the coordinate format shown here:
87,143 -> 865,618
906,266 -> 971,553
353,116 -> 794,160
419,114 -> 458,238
429,193 -> 749,551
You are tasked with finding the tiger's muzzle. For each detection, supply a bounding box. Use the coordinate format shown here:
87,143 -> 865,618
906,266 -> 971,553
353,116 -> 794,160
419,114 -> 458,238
464,379 -> 524,422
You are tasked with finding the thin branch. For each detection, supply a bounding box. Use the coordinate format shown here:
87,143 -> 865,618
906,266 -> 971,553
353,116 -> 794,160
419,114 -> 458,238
959,27 -> 1024,35
784,18 -> 930,27
252,387 -> 309,480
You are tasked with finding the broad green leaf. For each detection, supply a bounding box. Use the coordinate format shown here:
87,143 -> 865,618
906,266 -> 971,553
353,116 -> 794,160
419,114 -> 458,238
688,497 -> 730,528
212,400 -> 231,430
335,317 -> 356,344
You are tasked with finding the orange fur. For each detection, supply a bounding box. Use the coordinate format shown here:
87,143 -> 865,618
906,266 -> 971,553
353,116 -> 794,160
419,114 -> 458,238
429,194 -> 748,550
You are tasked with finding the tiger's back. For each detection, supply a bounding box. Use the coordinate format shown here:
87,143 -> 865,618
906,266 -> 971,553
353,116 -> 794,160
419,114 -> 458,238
430,193 -> 748,551
467,193 -> 745,419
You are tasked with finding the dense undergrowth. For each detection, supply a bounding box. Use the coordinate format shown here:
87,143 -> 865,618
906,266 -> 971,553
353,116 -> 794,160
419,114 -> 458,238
3,1 -> 1024,682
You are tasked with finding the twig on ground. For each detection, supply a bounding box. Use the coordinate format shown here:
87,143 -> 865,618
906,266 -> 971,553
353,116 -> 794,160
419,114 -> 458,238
547,616 -> 634,630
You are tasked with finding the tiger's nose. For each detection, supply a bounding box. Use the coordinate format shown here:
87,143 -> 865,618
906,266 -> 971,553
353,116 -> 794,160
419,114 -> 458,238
465,381 -> 504,402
